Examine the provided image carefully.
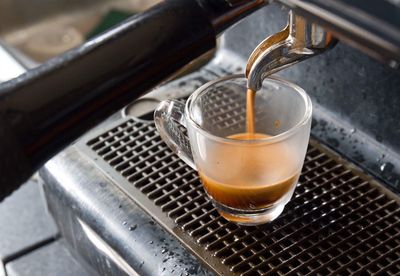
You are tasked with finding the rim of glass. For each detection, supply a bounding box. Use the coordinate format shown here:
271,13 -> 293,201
185,74 -> 312,144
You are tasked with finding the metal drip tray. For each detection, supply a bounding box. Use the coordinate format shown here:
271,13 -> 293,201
81,117 -> 400,276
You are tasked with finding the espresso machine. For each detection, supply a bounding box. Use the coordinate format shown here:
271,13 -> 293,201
0,0 -> 399,275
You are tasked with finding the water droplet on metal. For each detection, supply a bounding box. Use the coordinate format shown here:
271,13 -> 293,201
351,128 -> 356,134
149,241 -> 154,244
129,225 -> 137,231
162,249 -> 167,254
122,221 -> 127,226
380,163 -> 387,171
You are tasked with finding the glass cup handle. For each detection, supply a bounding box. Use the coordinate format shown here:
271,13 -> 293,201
154,100 -> 196,170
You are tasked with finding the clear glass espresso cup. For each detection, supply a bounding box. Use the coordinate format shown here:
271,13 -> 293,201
154,75 -> 312,225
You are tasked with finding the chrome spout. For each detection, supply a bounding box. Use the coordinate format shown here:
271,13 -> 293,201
246,11 -> 337,91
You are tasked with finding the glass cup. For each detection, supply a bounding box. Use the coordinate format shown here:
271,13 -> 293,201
154,75 -> 312,225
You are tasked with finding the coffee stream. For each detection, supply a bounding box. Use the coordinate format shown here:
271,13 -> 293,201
246,88 -> 256,135
199,86 -> 300,219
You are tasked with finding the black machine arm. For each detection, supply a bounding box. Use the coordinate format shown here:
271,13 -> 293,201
0,0 -> 267,200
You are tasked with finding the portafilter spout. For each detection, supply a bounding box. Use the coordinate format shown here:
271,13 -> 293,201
246,11 -> 338,91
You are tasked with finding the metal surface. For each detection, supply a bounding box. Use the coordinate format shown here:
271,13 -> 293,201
278,0 -> 400,66
5,240 -> 96,276
0,180 -> 58,272
0,42 -> 26,83
80,111 -> 400,275
246,11 -> 336,91
40,143 -> 214,276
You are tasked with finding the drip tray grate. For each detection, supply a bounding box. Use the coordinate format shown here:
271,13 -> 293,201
84,118 -> 400,275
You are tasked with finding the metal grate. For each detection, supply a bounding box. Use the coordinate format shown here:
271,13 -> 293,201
86,118 -> 400,275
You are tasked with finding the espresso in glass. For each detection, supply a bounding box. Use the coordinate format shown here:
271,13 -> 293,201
155,75 -> 312,225
199,88 -> 300,219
